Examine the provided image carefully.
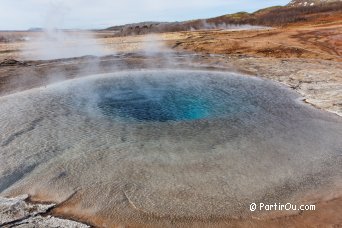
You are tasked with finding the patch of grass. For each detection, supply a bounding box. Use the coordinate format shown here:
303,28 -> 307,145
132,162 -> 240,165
225,12 -> 249,19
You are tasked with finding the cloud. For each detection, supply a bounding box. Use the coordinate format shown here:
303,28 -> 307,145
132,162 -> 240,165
0,0 -> 289,30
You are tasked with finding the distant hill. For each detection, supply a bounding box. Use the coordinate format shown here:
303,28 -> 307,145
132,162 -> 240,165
105,1 -> 342,36
27,27 -> 43,32
106,22 -> 167,32
288,0 -> 342,7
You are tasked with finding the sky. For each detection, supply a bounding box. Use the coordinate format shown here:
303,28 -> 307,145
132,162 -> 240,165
0,0 -> 289,30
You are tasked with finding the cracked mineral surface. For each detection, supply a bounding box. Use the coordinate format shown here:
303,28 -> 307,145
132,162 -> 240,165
0,195 -> 89,227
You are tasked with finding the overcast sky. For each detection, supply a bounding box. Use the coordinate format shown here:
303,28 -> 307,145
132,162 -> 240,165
0,0 -> 289,30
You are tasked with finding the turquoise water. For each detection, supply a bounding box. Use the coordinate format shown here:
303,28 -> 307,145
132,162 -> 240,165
97,87 -> 212,121
90,74 -> 257,122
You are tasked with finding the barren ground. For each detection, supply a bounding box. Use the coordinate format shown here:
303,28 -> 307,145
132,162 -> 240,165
0,15 -> 341,228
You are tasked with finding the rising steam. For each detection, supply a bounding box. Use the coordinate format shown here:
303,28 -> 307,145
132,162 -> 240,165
21,1 -> 110,60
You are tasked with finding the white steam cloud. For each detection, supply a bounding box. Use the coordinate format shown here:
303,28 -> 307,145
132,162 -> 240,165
21,1 -> 110,60
196,20 -> 270,31
23,30 -> 109,60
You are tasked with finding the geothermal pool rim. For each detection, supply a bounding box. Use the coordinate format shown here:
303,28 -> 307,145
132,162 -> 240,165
0,69 -> 341,225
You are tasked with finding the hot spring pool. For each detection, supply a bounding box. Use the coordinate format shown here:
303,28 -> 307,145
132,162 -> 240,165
97,84 -> 213,122
0,70 -> 341,225
80,72 -> 262,122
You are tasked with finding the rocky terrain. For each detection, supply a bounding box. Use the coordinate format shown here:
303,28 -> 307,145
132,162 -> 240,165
0,195 -> 89,227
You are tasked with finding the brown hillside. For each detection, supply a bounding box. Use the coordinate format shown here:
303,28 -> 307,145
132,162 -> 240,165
106,2 -> 342,36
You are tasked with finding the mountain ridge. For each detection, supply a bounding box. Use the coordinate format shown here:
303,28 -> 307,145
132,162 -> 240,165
288,0 -> 342,7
